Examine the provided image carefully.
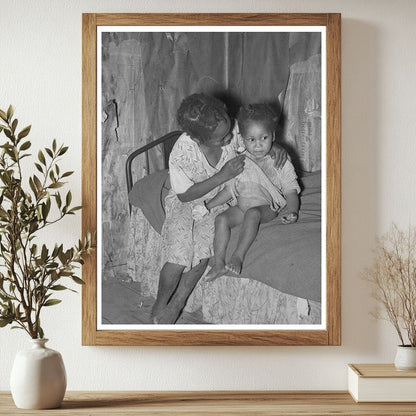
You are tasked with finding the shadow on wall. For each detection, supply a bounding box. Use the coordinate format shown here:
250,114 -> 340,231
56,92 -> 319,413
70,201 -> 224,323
341,19 -> 381,356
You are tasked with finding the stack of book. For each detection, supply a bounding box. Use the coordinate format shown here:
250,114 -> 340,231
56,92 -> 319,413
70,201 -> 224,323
348,364 -> 416,402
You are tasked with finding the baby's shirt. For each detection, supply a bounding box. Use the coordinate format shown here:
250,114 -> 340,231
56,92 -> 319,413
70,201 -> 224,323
229,155 -> 300,212
256,155 -> 300,196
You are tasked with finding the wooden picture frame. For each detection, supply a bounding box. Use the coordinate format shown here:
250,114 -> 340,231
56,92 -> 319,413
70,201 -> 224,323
82,13 -> 341,346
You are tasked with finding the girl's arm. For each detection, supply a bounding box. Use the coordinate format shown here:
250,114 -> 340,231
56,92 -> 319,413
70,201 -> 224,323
177,155 -> 245,202
205,186 -> 233,210
270,143 -> 288,169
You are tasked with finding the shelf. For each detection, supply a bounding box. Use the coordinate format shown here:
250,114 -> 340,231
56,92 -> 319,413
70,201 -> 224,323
2,391 -> 416,415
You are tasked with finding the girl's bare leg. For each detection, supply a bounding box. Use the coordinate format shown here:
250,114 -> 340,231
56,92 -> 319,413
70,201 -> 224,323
151,262 -> 185,323
205,207 -> 244,281
227,205 -> 277,275
155,259 -> 209,324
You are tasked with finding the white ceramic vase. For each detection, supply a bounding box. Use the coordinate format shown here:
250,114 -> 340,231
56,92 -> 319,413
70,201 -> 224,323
10,338 -> 67,409
394,345 -> 416,371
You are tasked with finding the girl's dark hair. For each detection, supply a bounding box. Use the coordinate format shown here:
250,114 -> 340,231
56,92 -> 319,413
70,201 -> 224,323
236,103 -> 279,137
177,93 -> 228,142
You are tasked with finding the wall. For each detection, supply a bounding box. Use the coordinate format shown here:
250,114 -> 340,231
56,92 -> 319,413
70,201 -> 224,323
1,0 -> 415,391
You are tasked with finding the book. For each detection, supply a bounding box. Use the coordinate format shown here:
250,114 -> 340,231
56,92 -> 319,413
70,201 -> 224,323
348,364 -> 416,402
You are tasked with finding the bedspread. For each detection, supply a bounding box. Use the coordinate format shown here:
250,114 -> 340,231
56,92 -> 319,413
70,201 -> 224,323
127,170 -> 322,323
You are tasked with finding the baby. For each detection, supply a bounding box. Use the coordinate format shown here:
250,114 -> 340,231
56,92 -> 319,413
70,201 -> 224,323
203,103 -> 301,280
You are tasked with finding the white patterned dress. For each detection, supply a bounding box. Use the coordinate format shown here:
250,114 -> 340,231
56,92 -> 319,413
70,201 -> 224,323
161,132 -> 238,271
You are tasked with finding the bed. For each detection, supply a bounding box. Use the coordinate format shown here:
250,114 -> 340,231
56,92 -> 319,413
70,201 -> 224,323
126,133 -> 322,325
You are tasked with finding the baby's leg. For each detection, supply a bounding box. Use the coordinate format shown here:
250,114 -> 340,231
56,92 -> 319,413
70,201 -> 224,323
227,205 -> 277,275
206,206 -> 244,281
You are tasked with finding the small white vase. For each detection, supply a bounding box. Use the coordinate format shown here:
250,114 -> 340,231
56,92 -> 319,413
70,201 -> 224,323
394,345 -> 416,371
10,338 -> 67,409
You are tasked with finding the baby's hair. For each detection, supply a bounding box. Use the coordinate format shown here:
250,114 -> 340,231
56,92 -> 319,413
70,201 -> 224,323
177,93 -> 228,143
236,103 -> 279,137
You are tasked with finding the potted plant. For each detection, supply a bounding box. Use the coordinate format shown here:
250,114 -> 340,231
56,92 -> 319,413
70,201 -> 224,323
0,105 -> 94,408
363,223 -> 416,370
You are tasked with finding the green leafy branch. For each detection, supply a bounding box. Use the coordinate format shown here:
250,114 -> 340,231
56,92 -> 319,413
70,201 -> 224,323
0,105 -> 95,339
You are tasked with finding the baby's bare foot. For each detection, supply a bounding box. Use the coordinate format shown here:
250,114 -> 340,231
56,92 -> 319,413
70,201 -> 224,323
225,255 -> 243,275
205,262 -> 227,281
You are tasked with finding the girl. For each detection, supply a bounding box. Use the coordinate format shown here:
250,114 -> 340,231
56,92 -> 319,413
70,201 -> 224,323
151,94 -> 245,324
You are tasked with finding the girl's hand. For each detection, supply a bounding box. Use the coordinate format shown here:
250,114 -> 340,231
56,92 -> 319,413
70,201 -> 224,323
281,212 -> 298,225
219,155 -> 245,180
270,144 -> 288,169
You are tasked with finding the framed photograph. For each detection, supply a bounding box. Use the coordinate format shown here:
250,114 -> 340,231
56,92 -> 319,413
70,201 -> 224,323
82,13 -> 341,346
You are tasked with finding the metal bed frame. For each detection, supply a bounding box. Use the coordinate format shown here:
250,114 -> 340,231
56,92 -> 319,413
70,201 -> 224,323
125,131 -> 182,212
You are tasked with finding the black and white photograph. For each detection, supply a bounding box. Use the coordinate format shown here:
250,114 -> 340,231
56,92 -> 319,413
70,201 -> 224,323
98,26 -> 325,330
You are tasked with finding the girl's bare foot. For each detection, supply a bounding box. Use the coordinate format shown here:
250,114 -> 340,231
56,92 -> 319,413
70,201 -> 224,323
225,255 -> 243,275
152,304 -> 181,324
205,262 -> 227,281
151,299 -> 168,323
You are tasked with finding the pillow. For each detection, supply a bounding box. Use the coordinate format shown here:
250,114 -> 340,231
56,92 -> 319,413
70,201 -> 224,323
128,169 -> 170,234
